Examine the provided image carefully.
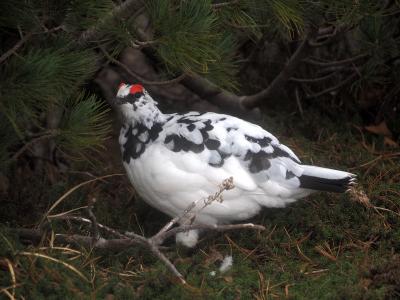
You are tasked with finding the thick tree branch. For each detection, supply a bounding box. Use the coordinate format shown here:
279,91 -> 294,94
99,46 -> 186,86
180,75 -> 245,111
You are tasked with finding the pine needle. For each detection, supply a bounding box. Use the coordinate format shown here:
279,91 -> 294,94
18,251 -> 89,282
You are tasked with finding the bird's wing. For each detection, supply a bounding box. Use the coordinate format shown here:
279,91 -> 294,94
159,112 -> 306,198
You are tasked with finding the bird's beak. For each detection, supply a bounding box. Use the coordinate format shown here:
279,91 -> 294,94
114,83 -> 129,106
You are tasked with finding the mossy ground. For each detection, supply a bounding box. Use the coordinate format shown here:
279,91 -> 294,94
1,109 -> 399,299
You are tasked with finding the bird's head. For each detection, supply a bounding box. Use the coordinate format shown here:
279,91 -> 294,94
115,83 -> 163,127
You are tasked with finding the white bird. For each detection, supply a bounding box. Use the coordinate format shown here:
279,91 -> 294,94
115,83 -> 356,247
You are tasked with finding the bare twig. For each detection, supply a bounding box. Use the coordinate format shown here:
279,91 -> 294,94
0,32 -> 33,64
303,54 -> 367,67
305,73 -> 357,98
149,244 -> 186,283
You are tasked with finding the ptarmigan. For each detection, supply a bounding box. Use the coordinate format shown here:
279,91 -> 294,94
115,83 -> 356,247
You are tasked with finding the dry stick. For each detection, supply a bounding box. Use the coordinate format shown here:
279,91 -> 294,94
33,177 -> 264,282
53,215 -> 148,244
16,216 -> 265,283
99,46 -> 186,86
149,244 -> 186,283
14,228 -> 142,250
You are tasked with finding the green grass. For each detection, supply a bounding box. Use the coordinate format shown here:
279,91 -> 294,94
1,110 -> 399,299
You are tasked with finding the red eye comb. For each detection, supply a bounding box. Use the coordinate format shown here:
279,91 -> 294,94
118,83 -> 126,89
130,84 -> 144,95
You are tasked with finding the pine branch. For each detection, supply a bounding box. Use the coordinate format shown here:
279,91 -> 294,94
77,0 -> 144,48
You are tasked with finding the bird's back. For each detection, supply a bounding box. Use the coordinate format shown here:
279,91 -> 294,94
119,110 -> 330,224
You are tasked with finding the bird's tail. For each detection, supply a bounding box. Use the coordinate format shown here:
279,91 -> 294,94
299,165 -> 356,193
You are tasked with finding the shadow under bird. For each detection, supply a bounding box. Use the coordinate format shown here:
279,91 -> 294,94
114,83 -> 356,247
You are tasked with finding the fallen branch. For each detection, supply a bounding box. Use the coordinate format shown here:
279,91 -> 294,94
15,177 -> 265,284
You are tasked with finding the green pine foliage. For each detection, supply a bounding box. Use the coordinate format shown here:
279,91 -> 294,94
147,0 -> 238,89
64,0 -> 115,32
357,15 -> 400,85
57,93 -> 111,160
0,0 -> 114,168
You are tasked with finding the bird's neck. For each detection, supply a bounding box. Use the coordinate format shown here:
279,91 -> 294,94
120,101 -> 166,129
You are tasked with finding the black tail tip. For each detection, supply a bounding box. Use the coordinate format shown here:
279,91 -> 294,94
300,174 -> 357,193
